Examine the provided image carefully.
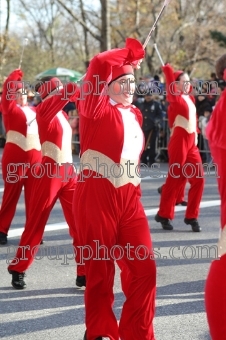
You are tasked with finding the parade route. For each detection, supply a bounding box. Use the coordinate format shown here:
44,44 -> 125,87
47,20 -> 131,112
0,153 -> 219,340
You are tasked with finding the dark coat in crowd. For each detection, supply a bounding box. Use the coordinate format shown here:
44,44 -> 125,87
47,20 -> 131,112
195,95 -> 213,118
140,98 -> 163,131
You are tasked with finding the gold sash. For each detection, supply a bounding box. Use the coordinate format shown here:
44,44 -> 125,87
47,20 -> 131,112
171,115 -> 198,145
6,131 -> 41,151
80,149 -> 141,188
41,141 -> 72,165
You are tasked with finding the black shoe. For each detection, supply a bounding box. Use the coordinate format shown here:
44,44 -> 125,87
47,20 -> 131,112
155,213 -> 173,230
176,201 -> 188,206
8,270 -> 26,289
76,275 -> 86,287
83,330 -> 102,340
0,232 -> 7,245
184,218 -> 202,232
157,186 -> 162,194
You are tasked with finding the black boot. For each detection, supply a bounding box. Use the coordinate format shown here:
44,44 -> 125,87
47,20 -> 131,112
8,270 -> 26,289
184,218 -> 202,232
83,330 -> 102,340
157,186 -> 162,194
76,275 -> 86,287
155,213 -> 173,230
0,232 -> 7,245
176,201 -> 188,206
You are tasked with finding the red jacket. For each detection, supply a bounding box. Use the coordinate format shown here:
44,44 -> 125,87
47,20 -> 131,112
206,89 -> 226,149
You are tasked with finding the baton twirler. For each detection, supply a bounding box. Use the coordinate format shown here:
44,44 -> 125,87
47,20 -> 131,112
153,43 -> 165,66
18,38 -> 29,69
143,0 -> 171,49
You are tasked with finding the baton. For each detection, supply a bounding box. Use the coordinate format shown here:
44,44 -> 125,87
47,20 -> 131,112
18,38 -> 29,69
189,67 -> 196,77
153,43 -> 165,66
143,0 -> 171,49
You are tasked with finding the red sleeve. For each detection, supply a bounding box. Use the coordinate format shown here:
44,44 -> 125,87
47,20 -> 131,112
1,69 -> 23,115
162,64 -> 178,103
36,83 -> 79,123
77,38 -> 145,120
207,90 -> 226,148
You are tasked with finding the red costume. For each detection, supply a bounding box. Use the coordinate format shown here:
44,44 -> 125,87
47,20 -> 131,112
0,70 -> 42,243
155,64 -> 204,231
8,78 -> 85,287
74,38 -> 156,340
159,176 -> 188,205
205,81 -> 226,339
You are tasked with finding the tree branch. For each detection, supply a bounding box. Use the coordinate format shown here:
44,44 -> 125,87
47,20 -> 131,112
56,0 -> 102,42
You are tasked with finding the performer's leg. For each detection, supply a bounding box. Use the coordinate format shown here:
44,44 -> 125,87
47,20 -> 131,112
23,150 -> 42,221
118,196 -> 156,340
158,132 -> 188,220
176,177 -> 187,204
0,147 -> 41,238
59,178 -> 85,277
8,175 -> 60,273
158,177 -> 187,205
73,178 -> 119,340
0,160 -> 25,236
184,146 -> 204,219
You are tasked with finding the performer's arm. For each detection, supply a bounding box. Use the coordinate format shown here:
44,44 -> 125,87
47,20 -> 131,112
78,38 -> 145,119
1,69 -> 23,115
36,83 -> 79,122
162,64 -> 182,103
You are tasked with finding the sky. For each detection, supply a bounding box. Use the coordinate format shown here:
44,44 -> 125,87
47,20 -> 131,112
0,0 -> 23,32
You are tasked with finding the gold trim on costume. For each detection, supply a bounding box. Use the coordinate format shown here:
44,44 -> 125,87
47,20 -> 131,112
218,227 -> 226,257
80,149 -> 141,188
41,141 -> 72,165
6,131 -> 41,151
171,115 -> 198,144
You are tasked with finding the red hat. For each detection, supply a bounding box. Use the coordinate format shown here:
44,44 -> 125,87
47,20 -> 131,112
109,64 -> 134,84
38,77 -> 63,99
174,70 -> 184,81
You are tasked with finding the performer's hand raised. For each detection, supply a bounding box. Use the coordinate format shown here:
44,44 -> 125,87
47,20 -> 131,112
125,38 -> 145,63
161,63 -> 173,73
8,69 -> 23,81
131,59 -> 143,70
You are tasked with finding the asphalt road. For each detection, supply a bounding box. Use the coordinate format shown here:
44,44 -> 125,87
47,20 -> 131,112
0,148 -> 220,340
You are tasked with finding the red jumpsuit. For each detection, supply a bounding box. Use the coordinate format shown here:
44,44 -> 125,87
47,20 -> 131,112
205,87 -> 226,340
157,64 -> 204,221
0,70 -> 42,236
8,81 -> 84,277
74,38 -> 156,340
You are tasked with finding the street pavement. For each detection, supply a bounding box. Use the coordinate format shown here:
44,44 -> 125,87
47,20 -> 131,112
0,147 -> 220,340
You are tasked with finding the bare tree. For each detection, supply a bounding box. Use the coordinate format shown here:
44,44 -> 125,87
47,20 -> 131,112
2,0 -> 226,80
0,0 -> 10,80
18,0 -> 61,65
100,0 -> 111,51
56,0 -> 111,53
